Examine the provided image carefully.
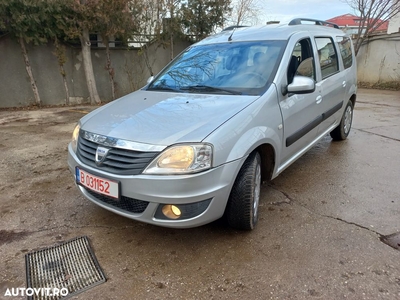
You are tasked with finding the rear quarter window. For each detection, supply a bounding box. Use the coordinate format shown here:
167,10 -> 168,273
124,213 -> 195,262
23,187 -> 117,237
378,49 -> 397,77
336,36 -> 353,69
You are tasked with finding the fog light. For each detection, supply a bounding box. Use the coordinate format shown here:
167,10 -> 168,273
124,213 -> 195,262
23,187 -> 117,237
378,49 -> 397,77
154,199 -> 212,221
162,205 -> 182,219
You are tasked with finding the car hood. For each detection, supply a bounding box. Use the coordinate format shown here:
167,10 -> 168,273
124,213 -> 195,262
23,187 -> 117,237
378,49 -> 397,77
81,90 -> 259,146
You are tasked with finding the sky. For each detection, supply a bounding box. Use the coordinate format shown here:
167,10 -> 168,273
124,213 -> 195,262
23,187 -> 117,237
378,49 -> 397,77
256,0 -> 356,24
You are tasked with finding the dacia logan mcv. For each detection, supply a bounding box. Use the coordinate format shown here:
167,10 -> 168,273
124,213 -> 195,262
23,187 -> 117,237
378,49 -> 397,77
68,18 -> 357,230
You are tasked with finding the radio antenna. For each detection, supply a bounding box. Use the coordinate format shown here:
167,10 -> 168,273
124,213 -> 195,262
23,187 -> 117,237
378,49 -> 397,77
228,27 -> 236,41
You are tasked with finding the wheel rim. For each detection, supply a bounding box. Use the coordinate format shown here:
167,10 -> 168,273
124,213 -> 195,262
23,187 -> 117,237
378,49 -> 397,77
253,163 -> 261,219
343,105 -> 353,134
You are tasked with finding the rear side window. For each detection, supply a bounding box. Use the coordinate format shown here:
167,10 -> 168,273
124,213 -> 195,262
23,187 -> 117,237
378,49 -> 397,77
315,37 -> 339,79
336,36 -> 353,69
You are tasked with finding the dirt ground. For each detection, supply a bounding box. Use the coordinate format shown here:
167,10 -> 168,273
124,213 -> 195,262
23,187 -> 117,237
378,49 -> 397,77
0,88 -> 399,300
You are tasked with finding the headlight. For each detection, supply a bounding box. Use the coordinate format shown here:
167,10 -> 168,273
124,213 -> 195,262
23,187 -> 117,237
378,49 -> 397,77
143,144 -> 212,174
71,124 -> 80,153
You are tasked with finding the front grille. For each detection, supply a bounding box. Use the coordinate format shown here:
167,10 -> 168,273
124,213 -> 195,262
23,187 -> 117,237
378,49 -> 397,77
77,137 -> 159,175
84,187 -> 149,214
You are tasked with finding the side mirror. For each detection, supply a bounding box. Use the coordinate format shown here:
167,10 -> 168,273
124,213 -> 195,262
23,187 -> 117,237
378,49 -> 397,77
287,76 -> 315,94
147,76 -> 154,84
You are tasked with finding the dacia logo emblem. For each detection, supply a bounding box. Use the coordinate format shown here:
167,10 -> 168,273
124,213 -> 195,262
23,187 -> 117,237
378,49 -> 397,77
95,146 -> 110,166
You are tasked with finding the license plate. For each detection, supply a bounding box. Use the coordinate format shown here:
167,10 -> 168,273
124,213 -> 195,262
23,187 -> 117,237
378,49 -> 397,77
76,167 -> 119,199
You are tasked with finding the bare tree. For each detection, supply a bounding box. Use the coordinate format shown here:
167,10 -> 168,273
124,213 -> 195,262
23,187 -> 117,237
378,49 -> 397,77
230,0 -> 260,26
131,0 -> 182,73
345,0 -> 400,55
130,0 -> 168,75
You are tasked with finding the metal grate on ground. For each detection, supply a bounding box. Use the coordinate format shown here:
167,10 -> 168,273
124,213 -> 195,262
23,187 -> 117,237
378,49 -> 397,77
25,236 -> 106,300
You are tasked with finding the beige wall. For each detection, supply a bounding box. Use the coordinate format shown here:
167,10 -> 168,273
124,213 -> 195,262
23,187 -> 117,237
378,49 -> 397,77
0,36 -> 191,108
1,33 -> 399,108
356,33 -> 400,84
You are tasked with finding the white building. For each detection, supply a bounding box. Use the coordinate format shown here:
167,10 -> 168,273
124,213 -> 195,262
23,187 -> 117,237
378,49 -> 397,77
387,13 -> 400,34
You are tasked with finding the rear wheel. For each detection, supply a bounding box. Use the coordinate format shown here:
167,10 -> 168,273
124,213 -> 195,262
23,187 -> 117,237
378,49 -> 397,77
225,152 -> 261,230
330,101 -> 353,140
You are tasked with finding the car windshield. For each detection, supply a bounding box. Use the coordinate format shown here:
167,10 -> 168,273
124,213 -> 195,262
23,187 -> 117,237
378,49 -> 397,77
147,40 -> 285,96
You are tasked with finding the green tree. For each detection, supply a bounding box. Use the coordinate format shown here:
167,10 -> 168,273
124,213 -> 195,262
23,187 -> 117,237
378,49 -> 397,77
44,0 -> 72,105
96,0 -> 135,100
0,0 -> 51,105
53,38 -> 70,105
59,0 -> 140,103
180,0 -> 232,41
165,0 -> 182,59
58,0 -> 101,104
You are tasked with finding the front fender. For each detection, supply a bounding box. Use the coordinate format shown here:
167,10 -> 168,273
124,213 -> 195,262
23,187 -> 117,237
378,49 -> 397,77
225,126 -> 280,165
204,85 -> 283,174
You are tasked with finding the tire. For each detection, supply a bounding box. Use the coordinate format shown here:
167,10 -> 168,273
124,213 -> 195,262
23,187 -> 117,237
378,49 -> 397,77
330,101 -> 354,141
225,152 -> 261,230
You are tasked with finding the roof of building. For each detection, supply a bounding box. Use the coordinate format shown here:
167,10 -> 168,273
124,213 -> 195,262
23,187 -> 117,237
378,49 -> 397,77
326,14 -> 388,32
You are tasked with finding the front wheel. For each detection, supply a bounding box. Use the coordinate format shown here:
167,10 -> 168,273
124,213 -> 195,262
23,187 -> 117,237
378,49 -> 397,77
330,101 -> 354,140
225,152 -> 261,230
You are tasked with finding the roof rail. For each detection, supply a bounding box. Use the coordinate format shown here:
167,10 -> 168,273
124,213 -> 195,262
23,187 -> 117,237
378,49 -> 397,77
288,18 -> 339,29
222,25 -> 248,31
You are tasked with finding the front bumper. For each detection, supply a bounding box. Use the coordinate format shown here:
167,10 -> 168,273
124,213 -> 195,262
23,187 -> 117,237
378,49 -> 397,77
68,143 -> 244,228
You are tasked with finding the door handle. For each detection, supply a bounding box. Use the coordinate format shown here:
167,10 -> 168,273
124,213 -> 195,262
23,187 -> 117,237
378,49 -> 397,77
316,95 -> 322,104
342,81 -> 346,88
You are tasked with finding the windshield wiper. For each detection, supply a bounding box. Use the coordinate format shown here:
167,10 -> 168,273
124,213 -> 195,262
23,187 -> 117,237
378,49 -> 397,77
147,86 -> 182,93
181,85 -> 242,95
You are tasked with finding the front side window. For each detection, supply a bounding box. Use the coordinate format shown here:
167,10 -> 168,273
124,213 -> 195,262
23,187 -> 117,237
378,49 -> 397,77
336,36 -> 353,69
287,38 -> 315,84
147,41 -> 285,96
315,37 -> 339,79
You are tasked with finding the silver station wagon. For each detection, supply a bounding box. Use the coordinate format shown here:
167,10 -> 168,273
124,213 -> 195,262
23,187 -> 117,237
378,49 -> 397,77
68,18 -> 357,230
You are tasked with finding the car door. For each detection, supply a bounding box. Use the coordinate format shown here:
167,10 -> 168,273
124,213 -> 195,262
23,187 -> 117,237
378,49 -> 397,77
279,37 -> 322,167
312,36 -> 347,136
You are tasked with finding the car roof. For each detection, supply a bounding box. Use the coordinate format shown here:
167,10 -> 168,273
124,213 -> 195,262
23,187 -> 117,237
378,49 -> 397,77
196,22 -> 347,45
